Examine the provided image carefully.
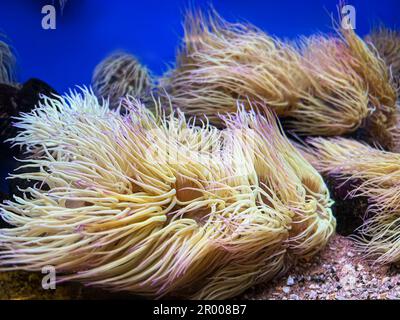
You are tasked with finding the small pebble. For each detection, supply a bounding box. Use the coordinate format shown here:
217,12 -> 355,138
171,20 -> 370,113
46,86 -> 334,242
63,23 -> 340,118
282,286 -> 290,294
287,276 -> 295,286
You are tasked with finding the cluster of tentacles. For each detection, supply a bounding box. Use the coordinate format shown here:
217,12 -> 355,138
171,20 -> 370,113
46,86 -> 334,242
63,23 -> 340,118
292,26 -> 400,266
341,27 -> 398,150
160,10 -> 397,146
366,28 -> 400,91
159,10 -> 307,126
301,137 -> 400,265
0,39 -> 16,85
0,89 -> 335,299
92,52 -> 153,109
365,27 -> 400,151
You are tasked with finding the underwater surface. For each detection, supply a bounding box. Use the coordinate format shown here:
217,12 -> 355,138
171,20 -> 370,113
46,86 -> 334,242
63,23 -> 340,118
0,0 -> 400,300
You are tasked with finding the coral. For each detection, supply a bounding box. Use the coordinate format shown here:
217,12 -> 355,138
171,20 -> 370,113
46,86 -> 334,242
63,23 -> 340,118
0,89 -> 334,299
302,137 -> 400,265
92,52 -> 153,109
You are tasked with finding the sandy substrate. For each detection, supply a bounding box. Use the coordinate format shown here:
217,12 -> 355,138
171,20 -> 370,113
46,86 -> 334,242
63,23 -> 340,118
0,235 -> 399,300
240,235 -> 400,300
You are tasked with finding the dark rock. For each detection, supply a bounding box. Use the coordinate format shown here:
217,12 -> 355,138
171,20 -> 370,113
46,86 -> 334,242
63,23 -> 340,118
324,175 -> 368,236
0,78 -> 58,200
17,78 -> 58,114
0,78 -> 58,147
0,83 -> 19,145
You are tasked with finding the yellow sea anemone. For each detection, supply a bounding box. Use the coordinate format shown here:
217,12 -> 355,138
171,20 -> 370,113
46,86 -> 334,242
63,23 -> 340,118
221,107 -> 335,259
92,52 -> 153,109
0,38 -> 16,85
341,28 -> 398,150
0,38 -> 17,139
302,136 -> 400,264
365,27 -> 400,91
0,89 -> 334,299
159,10 -> 307,126
283,35 -> 370,136
160,10 -> 373,137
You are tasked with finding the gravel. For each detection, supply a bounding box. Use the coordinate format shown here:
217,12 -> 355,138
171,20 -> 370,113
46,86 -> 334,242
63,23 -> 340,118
240,235 -> 400,300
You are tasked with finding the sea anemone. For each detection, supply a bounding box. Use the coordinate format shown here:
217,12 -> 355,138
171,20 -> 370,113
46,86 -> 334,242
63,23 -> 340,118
161,10 -> 372,136
160,10 -> 307,126
283,35 -> 370,136
92,52 -> 153,109
0,38 -> 17,143
0,39 -> 16,85
221,107 -> 335,259
0,89 -> 334,299
302,136 -> 400,264
365,27 -> 400,92
341,28 -> 398,150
